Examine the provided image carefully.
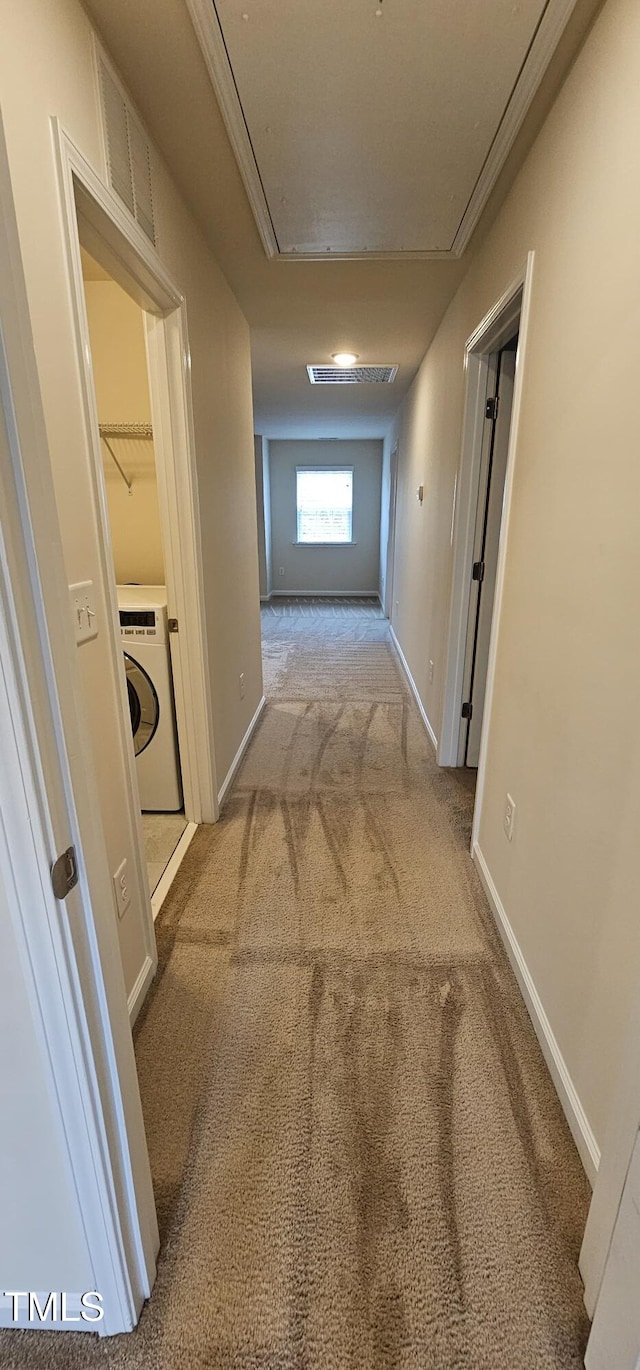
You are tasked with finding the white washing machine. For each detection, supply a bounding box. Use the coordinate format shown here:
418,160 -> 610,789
117,586 -> 183,812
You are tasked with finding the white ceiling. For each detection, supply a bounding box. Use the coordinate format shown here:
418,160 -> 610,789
84,0 -> 603,435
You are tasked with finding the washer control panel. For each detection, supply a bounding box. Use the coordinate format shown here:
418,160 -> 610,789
119,607 -> 167,643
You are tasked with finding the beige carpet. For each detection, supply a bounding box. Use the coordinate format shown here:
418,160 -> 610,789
0,598 -> 590,1368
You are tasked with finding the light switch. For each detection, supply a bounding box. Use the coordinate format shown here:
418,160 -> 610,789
69,580 -> 98,646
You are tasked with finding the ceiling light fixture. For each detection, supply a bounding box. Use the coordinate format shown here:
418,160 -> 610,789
332,352 -> 359,367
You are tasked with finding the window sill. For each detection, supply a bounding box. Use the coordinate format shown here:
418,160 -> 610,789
293,540 -> 357,547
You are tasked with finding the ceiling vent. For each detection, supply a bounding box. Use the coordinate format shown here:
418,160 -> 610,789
307,365 -> 398,385
97,52 -> 156,246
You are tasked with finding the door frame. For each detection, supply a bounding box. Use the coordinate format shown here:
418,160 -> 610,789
53,121 -> 218,853
438,254 -> 534,828
384,439 -> 399,620
0,110 -> 157,1332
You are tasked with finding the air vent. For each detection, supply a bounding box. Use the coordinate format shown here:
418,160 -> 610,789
307,365 -> 398,385
98,53 -> 156,246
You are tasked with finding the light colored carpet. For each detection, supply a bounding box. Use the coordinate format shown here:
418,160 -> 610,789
0,600 -> 590,1368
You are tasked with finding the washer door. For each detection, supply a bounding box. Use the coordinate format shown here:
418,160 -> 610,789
124,652 -> 159,756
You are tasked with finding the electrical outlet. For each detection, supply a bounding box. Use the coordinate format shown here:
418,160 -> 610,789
69,580 -> 98,646
428,659 -> 434,684
279,566 -> 285,576
239,671 -> 245,699
113,858 -> 131,918
503,794 -> 516,842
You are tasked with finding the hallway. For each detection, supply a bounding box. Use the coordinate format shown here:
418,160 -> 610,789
4,603 -> 590,1367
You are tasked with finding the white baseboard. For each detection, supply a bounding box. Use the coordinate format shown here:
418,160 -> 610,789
389,626 -> 438,753
150,820 -> 198,922
269,589 -> 381,598
217,695 -> 266,808
259,592 -> 272,602
473,841 -> 600,1185
127,952 -> 156,1027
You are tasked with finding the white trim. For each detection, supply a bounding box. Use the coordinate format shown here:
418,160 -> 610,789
186,0 -> 576,262
270,589 -> 381,598
184,0 -> 279,258
217,696 -> 266,807
439,258 -> 533,772
259,249 -> 453,262
473,842 -> 600,1185
389,626 -> 438,753
260,593 -> 273,603
127,954 -> 156,1026
150,820 -> 198,921
452,0 -> 579,255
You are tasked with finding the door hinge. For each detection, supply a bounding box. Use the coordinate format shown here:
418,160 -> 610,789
167,617 -> 179,634
485,396 -> 499,421
461,701 -> 473,721
472,560 -> 485,582
51,846 -> 78,900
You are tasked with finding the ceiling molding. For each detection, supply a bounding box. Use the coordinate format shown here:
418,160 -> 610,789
185,0 -> 279,258
186,0 -> 578,263
452,0 -> 579,255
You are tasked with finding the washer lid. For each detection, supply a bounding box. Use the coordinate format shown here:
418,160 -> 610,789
124,653 -> 159,756
117,584 -> 167,611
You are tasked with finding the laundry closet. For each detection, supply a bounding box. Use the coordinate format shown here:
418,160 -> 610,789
81,249 -> 187,896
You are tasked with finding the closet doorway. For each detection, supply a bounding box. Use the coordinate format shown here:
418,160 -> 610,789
460,335 -> 518,767
80,250 -> 189,903
55,126 -> 217,1019
438,255 -> 534,859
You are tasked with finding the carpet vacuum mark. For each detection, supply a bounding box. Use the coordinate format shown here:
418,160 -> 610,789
0,602 -> 591,1368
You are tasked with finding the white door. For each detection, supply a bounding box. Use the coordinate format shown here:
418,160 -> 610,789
462,342 -> 517,766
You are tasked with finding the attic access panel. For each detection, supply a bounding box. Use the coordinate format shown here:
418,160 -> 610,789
190,0 -> 575,258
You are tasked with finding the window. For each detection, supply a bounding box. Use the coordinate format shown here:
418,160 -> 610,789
296,467 -> 353,544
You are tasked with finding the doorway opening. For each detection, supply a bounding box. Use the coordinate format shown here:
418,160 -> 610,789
439,257 -> 534,846
79,248 -> 188,901
460,334 -> 518,768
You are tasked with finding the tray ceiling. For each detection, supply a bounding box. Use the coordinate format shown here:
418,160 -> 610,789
187,0 -> 577,259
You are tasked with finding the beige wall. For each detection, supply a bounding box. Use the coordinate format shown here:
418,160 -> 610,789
84,278 -> 165,586
0,0 -> 261,1006
389,0 -> 640,1157
269,438 -> 383,595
